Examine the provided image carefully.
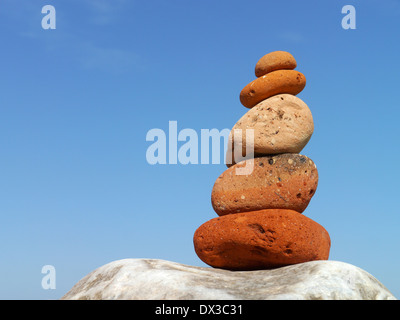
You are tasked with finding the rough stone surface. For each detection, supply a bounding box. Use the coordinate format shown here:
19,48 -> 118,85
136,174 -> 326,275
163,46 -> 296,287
61,259 -> 396,300
226,94 -> 314,166
193,209 -> 330,270
255,51 -> 297,77
212,154 -> 318,216
240,70 -> 306,108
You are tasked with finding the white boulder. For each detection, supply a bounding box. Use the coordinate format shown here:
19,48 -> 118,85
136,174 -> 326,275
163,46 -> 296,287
61,259 -> 396,300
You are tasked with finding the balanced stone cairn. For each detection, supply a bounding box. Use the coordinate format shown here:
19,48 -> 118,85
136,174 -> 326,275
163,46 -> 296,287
193,51 -> 331,271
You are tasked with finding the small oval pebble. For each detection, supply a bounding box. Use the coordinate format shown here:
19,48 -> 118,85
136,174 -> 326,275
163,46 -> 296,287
240,70 -> 306,108
226,94 -> 314,166
213,154 -> 318,216
255,51 -> 297,77
193,209 -> 331,271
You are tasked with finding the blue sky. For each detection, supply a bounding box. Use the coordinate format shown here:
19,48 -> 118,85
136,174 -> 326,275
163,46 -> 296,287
1,0 -> 399,299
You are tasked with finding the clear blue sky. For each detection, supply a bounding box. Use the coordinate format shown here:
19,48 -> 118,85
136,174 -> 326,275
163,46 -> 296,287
1,0 -> 399,299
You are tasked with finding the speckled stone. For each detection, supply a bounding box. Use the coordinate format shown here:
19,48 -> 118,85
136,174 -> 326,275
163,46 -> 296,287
193,209 -> 331,271
226,94 -> 314,166
212,154 -> 318,216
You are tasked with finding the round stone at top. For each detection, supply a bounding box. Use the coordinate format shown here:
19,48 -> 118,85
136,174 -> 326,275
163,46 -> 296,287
255,51 -> 297,77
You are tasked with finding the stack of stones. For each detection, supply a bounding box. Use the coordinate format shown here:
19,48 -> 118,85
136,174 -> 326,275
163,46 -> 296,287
193,51 -> 331,271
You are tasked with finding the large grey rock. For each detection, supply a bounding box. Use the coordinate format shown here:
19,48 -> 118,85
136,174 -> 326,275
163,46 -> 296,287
61,259 -> 396,300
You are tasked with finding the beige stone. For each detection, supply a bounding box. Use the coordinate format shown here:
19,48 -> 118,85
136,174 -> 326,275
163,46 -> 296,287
226,94 -> 314,166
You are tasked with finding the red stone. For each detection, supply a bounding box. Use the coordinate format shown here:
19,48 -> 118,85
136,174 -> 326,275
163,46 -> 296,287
193,209 -> 331,271
212,154 -> 319,216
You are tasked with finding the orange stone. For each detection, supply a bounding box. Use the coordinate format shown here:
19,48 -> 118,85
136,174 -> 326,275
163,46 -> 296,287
240,70 -> 306,108
255,51 -> 297,77
193,209 -> 331,271
212,154 -> 318,216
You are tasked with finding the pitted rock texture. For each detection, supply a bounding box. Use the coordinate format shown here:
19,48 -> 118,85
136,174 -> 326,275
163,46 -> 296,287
61,259 -> 396,300
240,70 -> 306,108
193,209 -> 331,271
226,94 -> 314,166
213,154 -> 318,215
255,51 -> 297,77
